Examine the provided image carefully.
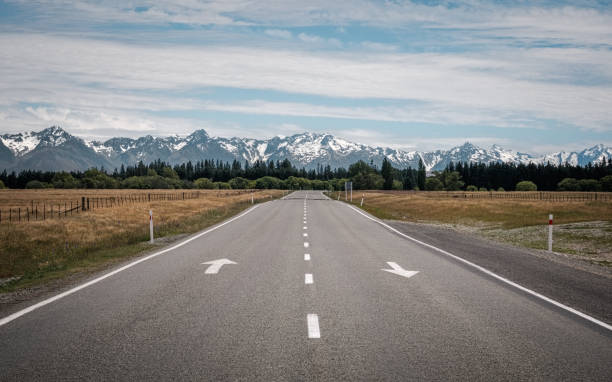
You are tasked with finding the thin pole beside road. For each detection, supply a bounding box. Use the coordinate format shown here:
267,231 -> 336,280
149,210 -> 154,244
548,214 -> 553,252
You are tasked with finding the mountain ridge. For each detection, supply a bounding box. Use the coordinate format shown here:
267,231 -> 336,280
1,126 -> 610,172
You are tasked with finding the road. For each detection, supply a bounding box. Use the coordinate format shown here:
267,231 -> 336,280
1,191 -> 611,381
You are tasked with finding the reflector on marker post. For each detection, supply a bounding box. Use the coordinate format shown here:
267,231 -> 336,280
548,214 -> 553,252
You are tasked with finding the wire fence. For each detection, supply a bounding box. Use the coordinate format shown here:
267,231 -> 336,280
0,189 -> 259,224
366,190 -> 612,202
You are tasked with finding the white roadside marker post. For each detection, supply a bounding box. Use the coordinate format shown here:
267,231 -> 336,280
149,210 -> 154,244
360,194 -> 364,207
548,214 -> 553,252
251,194 -> 254,204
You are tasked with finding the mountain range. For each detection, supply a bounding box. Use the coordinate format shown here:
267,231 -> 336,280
0,126 -> 610,172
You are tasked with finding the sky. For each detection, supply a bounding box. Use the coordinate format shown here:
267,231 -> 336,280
0,0 -> 611,154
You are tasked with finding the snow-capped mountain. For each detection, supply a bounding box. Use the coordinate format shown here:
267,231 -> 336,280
0,126 -> 610,172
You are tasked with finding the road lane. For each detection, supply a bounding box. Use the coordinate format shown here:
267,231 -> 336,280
1,190 -> 610,381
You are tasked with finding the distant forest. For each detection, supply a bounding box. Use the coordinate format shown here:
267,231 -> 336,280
1,157 -> 611,192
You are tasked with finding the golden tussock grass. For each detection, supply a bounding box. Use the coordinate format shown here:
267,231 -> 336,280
0,189 -> 284,286
337,191 -> 612,263
345,191 -> 612,229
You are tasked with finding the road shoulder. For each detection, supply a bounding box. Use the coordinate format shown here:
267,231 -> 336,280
385,219 -> 612,325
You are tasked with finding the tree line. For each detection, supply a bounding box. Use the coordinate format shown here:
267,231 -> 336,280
0,156 -> 611,191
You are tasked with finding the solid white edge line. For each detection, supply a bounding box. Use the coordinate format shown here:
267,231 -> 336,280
0,204 -> 263,327
345,204 -> 612,332
305,273 -> 314,284
307,314 -> 321,338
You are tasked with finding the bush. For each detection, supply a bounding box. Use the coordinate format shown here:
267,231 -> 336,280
601,175 -> 612,192
425,177 -> 443,191
479,187 -> 488,192
255,176 -> 281,189
515,180 -> 537,191
229,177 -> 250,189
392,180 -> 403,190
214,182 -> 231,189
82,168 -> 119,188
557,178 -> 580,191
52,172 -> 78,188
497,187 -> 505,192
25,180 -> 53,189
0,179 -> 5,189
120,175 -> 173,189
578,179 -> 601,191
194,178 -> 215,189
466,185 -> 478,192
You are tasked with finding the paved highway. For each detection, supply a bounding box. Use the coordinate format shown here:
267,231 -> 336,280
1,191 -> 611,381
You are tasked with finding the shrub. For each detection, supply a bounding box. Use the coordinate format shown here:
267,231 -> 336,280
515,180 -> 537,191
0,179 -> 5,189
578,179 -> 601,191
425,177 -> 443,191
466,185 -> 478,192
25,180 -> 53,189
497,187 -> 505,192
229,177 -> 250,189
479,187 -> 488,192
557,178 -> 580,191
392,180 -> 403,190
601,175 -> 612,192
214,182 -> 231,189
194,178 -> 215,189
255,176 -> 281,189
51,172 -> 78,188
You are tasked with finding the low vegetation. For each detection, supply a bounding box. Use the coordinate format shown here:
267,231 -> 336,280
0,189 -> 284,290
337,191 -> 612,266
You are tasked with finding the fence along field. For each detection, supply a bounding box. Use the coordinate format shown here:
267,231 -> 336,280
0,189 -> 259,223
374,190 -> 612,202
338,190 -> 612,265
0,189 -> 282,287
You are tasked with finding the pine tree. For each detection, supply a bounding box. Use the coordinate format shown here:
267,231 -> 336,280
381,158 -> 393,190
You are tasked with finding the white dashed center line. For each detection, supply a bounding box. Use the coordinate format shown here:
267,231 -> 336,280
304,254 -> 311,261
304,242 -> 309,248
305,273 -> 313,284
303,233 -> 308,237
303,226 -> 307,230
307,314 -> 321,339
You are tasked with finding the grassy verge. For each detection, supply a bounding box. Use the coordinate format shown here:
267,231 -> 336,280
334,191 -> 612,266
0,190 -> 284,292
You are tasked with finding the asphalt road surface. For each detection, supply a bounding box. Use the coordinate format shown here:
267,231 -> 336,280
1,191 -> 611,381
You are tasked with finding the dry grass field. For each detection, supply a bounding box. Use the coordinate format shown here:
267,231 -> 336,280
335,191 -> 612,266
0,189 -> 284,289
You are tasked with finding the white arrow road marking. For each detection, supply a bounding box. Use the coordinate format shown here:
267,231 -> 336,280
346,204 -> 612,333
382,262 -> 419,279
0,204 -> 260,327
201,258 -> 237,274
307,314 -> 320,338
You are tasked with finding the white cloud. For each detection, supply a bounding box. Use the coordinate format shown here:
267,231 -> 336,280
1,32 -> 612,137
297,33 -> 342,47
264,29 -> 292,39
360,41 -> 398,51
